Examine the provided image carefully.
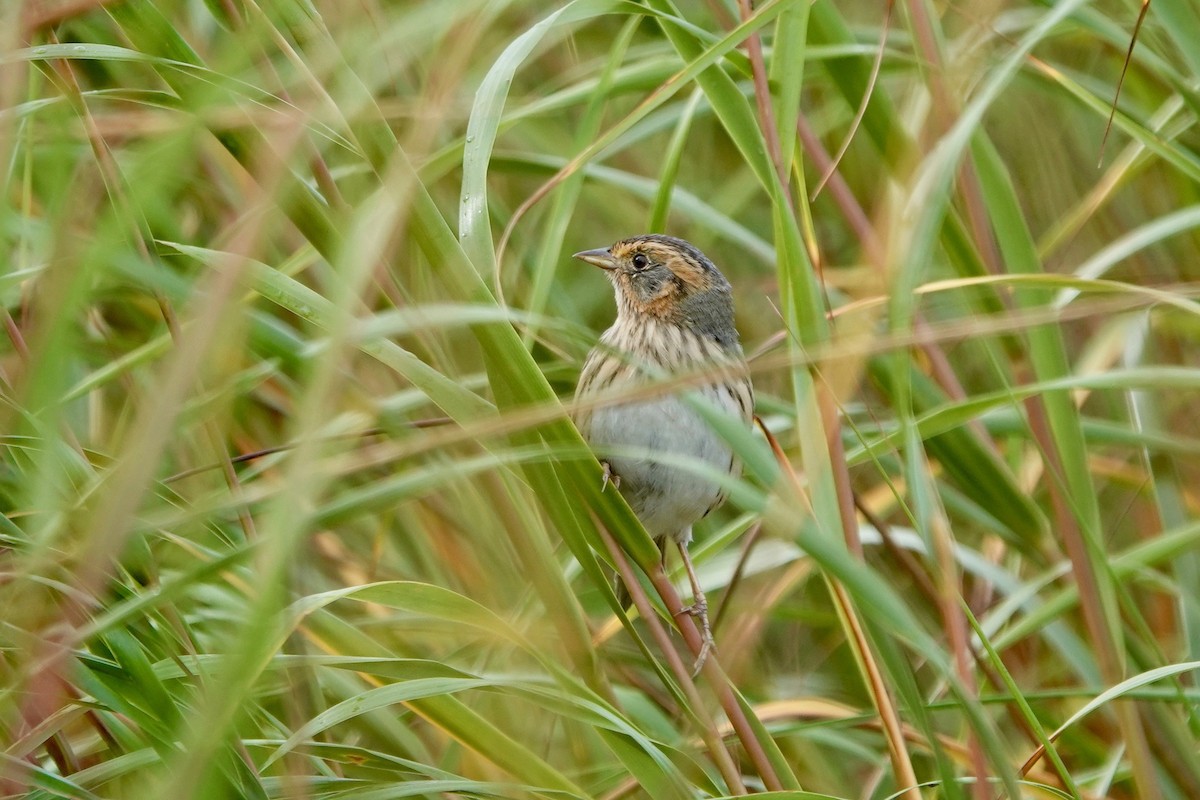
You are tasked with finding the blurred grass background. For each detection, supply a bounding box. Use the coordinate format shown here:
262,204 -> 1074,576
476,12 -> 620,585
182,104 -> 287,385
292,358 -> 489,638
3,0 -> 1200,798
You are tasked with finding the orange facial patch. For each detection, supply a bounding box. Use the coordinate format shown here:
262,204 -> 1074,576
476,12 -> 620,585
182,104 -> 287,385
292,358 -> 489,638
665,253 -> 708,290
639,281 -> 681,318
612,240 -> 712,290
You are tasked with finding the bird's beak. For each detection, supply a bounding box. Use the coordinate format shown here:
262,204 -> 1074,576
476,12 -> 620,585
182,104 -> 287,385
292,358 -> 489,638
572,248 -> 618,270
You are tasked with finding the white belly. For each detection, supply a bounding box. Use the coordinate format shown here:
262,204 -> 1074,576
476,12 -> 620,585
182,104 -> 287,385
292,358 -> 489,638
586,384 -> 741,542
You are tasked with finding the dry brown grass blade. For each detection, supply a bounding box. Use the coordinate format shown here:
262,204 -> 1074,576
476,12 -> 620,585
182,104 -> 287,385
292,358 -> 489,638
596,525 -> 749,795
737,0 -> 790,202
1099,0 -> 1152,165
811,0 -> 894,201
756,414 -> 920,798
643,569 -> 788,791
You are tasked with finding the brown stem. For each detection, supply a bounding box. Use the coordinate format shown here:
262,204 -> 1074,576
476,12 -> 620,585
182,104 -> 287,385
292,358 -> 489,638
758,416 -> 918,796
736,0 -> 791,204
816,380 -> 863,556
643,563 -> 786,791
712,521 -> 763,632
597,526 -> 749,795
1021,392 -> 1159,796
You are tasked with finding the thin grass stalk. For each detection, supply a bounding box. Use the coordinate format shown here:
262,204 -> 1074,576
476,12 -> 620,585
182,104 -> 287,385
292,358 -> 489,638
900,0 -> 1004,284
972,137 -> 1162,798
1125,319 -> 1199,662
648,87 -> 703,233
798,107 -> 1009,560
966,610 -> 1083,798
526,15 -> 641,339
54,42 -> 262,547
6,1 -> 1200,796
1027,397 -> 1160,789
498,0 -> 793,261
735,0 -> 790,202
927,485 -> 991,800
810,1 -> 891,201
56,44 -> 267,567
642,565 -> 788,792
482,468 -> 613,702
815,380 -> 863,557
154,128 -> 416,800
795,25 -> 993,790
760,415 -> 919,796
596,525 -> 748,796
830,582 -> 921,798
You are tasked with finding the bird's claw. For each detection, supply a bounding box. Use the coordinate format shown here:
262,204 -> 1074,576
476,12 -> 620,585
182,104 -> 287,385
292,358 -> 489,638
600,461 -> 621,492
675,597 -> 715,675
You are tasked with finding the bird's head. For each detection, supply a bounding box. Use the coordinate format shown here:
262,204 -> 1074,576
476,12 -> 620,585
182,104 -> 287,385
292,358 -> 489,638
573,234 -> 739,346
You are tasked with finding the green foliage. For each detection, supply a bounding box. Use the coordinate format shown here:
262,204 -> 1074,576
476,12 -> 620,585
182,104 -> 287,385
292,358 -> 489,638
3,0 -> 1200,798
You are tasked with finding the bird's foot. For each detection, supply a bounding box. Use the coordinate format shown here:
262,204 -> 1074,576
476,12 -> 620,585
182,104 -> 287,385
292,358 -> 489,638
600,461 -> 621,492
675,595 -> 714,675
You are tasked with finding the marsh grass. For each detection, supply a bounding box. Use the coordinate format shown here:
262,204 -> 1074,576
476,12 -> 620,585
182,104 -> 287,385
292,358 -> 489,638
3,0 -> 1200,798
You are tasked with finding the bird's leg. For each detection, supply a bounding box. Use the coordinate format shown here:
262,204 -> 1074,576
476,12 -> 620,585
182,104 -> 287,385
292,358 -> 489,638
600,460 -> 621,492
674,540 -> 714,675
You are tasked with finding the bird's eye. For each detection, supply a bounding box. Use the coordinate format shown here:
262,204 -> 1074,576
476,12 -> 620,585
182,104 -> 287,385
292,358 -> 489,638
631,253 -> 650,270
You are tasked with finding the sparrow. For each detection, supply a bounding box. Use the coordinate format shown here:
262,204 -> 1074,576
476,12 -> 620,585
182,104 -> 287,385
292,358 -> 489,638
573,234 -> 753,668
